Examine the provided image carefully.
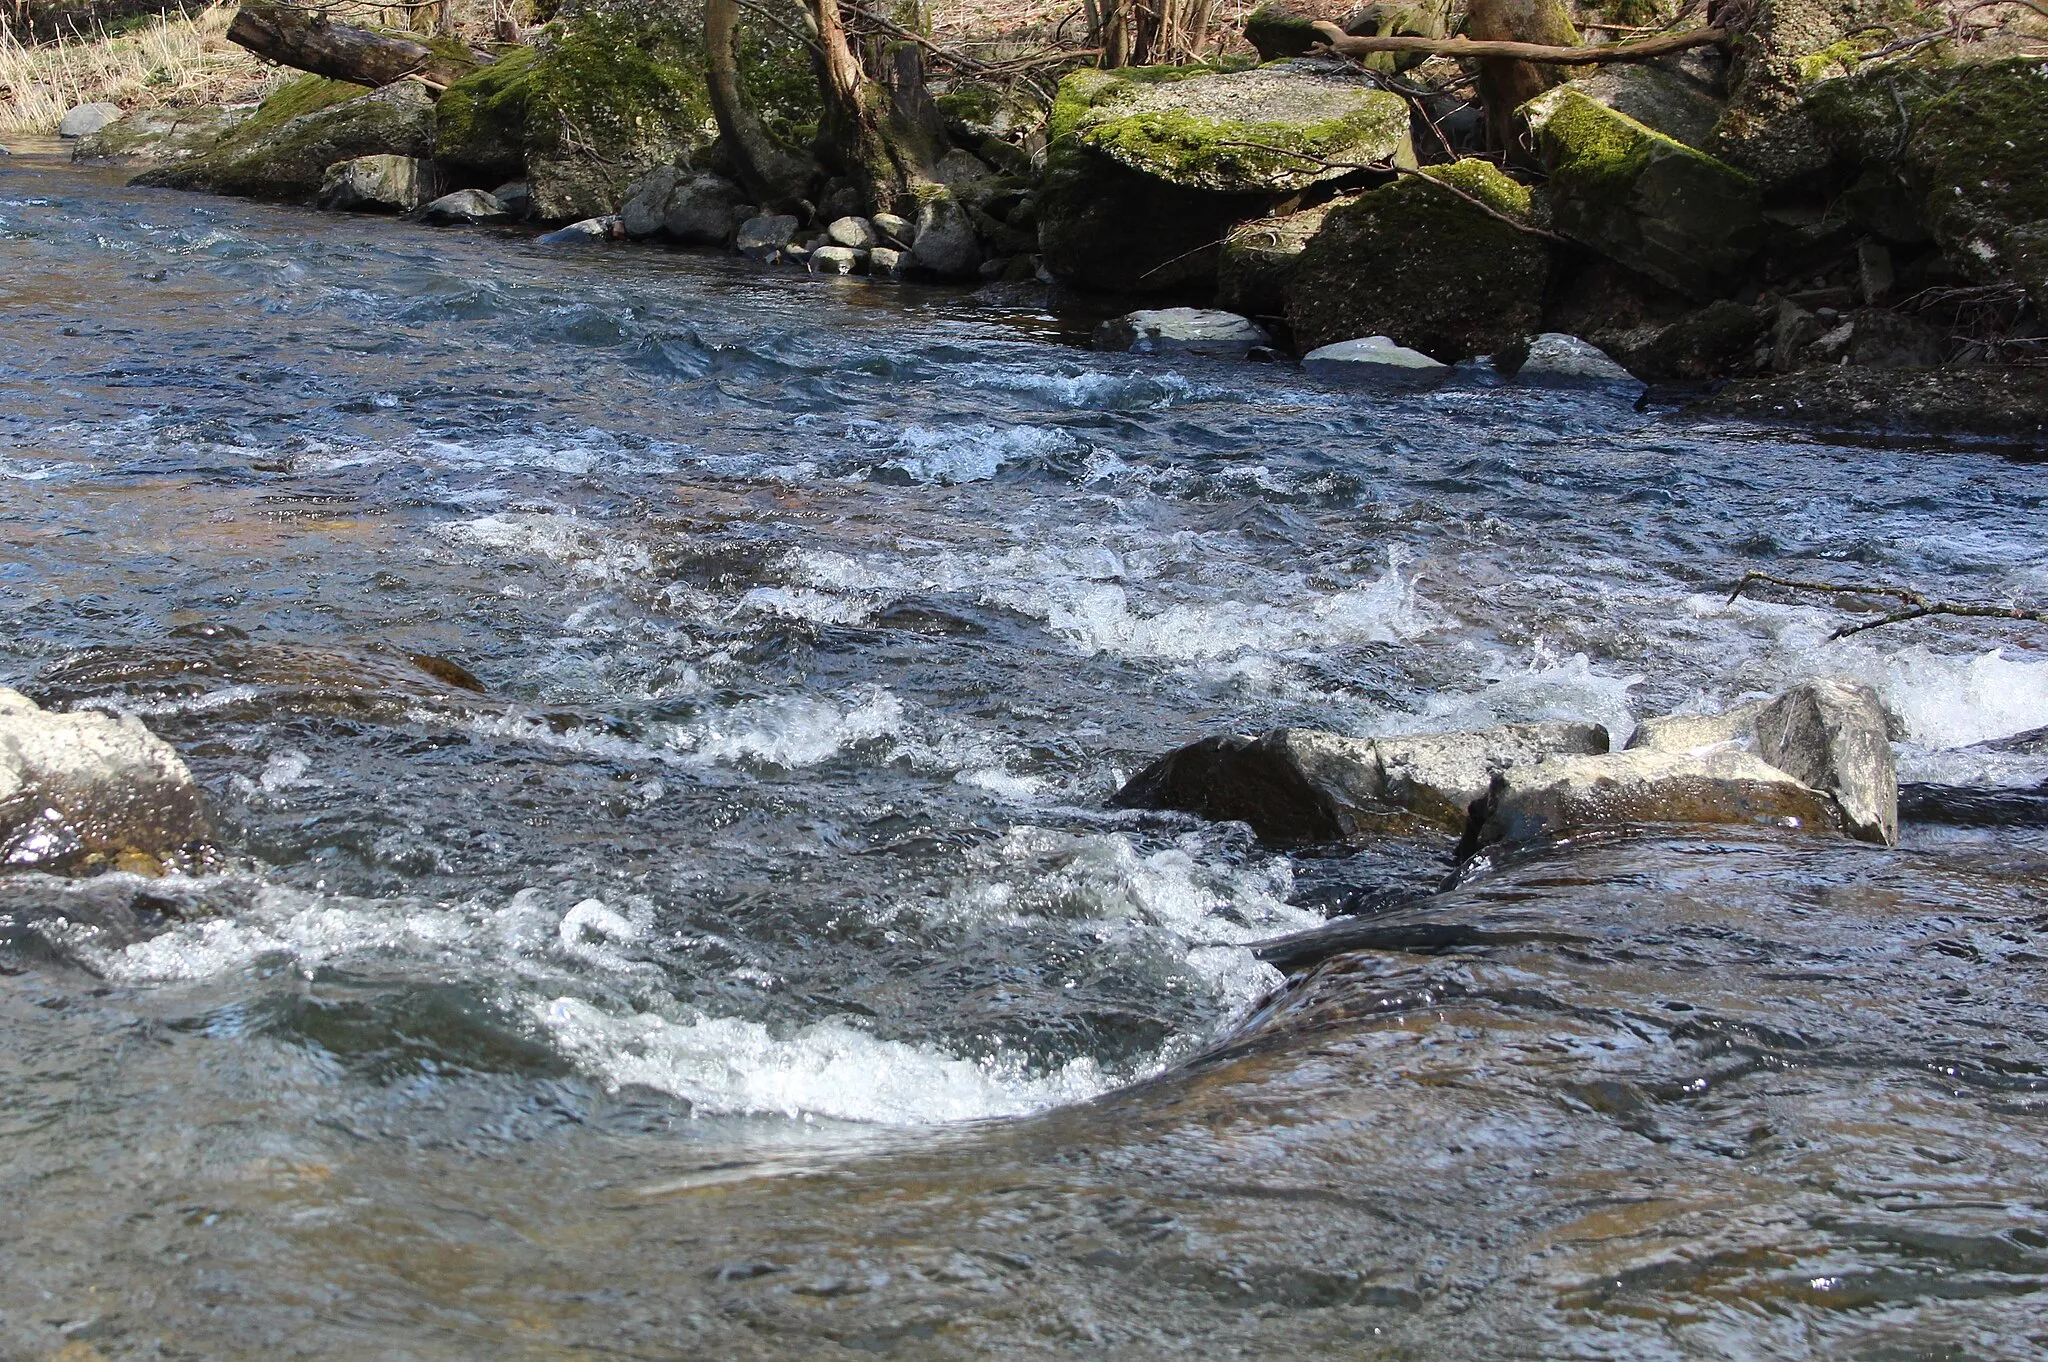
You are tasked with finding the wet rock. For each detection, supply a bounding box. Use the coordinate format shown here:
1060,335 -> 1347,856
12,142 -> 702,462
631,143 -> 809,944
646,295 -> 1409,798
58,102 -> 122,138
662,173 -> 744,245
1037,59 -> 1410,292
1285,159 -> 1548,360
1300,335 -> 1451,387
1523,87 -> 1764,301
418,188 -> 510,225
1217,200 -> 1342,317
537,215 -> 620,245
1510,333 -> 1644,395
735,213 -> 799,261
1625,702 -> 1767,755
0,687 -> 215,876
870,211 -> 915,245
72,106 -> 239,164
1112,721 -> 1608,846
868,246 -> 907,279
1094,308 -> 1270,357
318,153 -> 440,213
1464,747 -> 1845,853
1800,308 -> 1948,368
1704,365 -> 2048,436
1755,678 -> 1897,845
619,165 -> 681,238
135,77 -> 430,202
808,245 -> 867,275
909,192 -> 982,278
827,215 -> 879,249
1627,299 -> 1770,381
492,180 -> 533,220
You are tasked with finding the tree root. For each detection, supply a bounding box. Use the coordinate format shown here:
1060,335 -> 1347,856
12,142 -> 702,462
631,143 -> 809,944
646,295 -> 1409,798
1726,570 -> 2048,639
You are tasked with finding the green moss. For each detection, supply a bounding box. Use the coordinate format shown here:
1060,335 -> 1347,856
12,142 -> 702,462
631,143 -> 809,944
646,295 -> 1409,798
1807,56 -> 2048,278
1080,105 -> 1393,186
242,73 -> 373,140
736,23 -> 821,148
1423,157 -> 1530,219
435,44 -> 538,176
527,11 -> 713,158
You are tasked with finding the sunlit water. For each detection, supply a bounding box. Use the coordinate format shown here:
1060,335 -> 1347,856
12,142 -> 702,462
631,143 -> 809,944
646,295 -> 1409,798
4,144 -> 2048,1357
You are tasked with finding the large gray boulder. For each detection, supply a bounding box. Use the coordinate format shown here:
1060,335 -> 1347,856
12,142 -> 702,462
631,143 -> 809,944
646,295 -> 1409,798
1566,64 -> 1725,151
1464,748 -> 1845,853
909,192 -> 982,278
418,188 -> 510,225
735,212 -> 799,262
1626,680 -> 1898,845
1112,721 -> 1610,846
618,165 -> 681,238
318,154 -> 439,213
58,102 -> 122,138
663,173 -> 745,244
1037,59 -> 1412,292
0,687 -> 214,876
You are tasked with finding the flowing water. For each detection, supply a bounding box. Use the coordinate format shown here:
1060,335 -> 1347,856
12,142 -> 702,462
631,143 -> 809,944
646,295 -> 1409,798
4,141 -> 2048,1358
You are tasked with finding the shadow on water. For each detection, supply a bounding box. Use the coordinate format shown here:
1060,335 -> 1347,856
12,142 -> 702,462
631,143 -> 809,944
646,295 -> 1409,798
3,139 -> 2048,1358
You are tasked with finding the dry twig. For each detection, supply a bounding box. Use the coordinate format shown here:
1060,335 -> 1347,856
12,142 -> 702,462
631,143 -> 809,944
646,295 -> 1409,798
1726,570 -> 2048,639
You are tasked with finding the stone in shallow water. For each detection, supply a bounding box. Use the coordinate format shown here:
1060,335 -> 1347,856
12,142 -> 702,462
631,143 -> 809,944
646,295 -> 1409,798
1094,308 -> 1270,357
1300,335 -> 1451,388
1112,721 -> 1609,846
58,102 -> 121,138
663,173 -> 744,245
418,188 -> 509,225
318,154 -> 440,213
1513,333 -> 1645,396
827,215 -> 879,249
870,211 -> 915,245
537,215 -> 621,245
1464,747 -> 1845,853
735,213 -> 799,261
0,686 -> 214,876
808,245 -> 867,275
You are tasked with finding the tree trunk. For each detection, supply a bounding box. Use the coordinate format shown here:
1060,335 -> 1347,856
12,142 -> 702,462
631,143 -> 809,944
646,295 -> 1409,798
227,0 -> 485,91
1096,0 -> 1218,68
807,0 -> 944,213
703,0 -> 818,208
1463,0 -> 1579,159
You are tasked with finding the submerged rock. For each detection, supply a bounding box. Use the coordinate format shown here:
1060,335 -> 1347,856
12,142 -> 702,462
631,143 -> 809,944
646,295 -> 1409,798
1285,159 -> 1548,359
0,687 -> 214,877
1112,721 -> 1609,846
1511,333 -> 1644,395
536,215 -> 621,244
1523,87 -> 1764,301
318,153 -> 440,213
58,102 -> 122,138
1094,308 -> 1270,357
1300,335 -> 1451,387
1464,748 -> 1845,853
135,77 -> 429,203
1037,59 -> 1409,292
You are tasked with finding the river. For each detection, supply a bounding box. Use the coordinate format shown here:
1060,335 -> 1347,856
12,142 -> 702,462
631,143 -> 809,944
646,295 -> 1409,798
4,139 -> 2048,1357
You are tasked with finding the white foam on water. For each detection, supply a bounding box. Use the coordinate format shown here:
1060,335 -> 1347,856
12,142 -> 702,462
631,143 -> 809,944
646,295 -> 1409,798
441,512 -> 654,585
676,688 -> 907,769
957,365 -> 1204,411
535,998 -> 1110,1123
1404,645 -> 1644,743
875,423 -> 1082,485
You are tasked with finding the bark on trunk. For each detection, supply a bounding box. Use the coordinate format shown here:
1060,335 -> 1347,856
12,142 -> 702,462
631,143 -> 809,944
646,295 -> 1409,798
808,0 -> 945,213
703,0 -> 818,208
1463,0 -> 1579,159
227,0 -> 483,91
1312,25 -> 1727,65
1097,0 -> 1218,67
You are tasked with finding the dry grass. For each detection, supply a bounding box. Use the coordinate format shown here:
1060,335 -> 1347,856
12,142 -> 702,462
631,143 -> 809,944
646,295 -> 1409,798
0,3 -> 287,135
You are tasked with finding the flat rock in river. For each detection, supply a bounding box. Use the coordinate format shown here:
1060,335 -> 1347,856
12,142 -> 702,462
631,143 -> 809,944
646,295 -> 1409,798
1113,720 -> 1609,845
1095,308 -> 1270,357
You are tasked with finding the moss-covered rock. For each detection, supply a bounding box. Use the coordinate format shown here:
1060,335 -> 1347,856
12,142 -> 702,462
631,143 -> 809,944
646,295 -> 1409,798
1806,56 -> 2048,284
1243,3 -> 1324,61
71,106 -> 243,164
1708,0 -> 1902,191
1037,60 -> 1409,293
435,44 -> 538,183
133,78 -> 429,202
1067,59 -> 1410,195
1283,159 -> 1551,359
1217,198 -> 1346,317
1525,87 -> 1764,300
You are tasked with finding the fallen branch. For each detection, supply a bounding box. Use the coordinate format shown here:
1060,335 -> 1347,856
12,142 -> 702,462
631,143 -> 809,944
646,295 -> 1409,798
1311,19 -> 1728,65
227,0 -> 486,90
1726,570 -> 2048,639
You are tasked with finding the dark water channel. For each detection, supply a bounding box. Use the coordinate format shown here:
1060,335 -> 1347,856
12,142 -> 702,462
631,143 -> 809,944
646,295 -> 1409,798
5,141 -> 2048,1358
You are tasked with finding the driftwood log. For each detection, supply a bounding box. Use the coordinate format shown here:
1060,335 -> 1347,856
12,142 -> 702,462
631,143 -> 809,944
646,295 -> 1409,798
1311,20 -> 1729,65
227,1 -> 488,92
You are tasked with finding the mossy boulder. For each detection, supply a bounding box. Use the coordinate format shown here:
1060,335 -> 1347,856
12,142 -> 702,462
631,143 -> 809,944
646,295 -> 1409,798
1243,3 -> 1324,61
1525,87 -> 1764,300
435,14 -> 723,221
1283,159 -> 1551,359
1805,56 -> 2048,284
134,77 -> 430,202
1038,60 -> 1410,293
72,106 -> 243,164
1708,0 -> 1901,191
